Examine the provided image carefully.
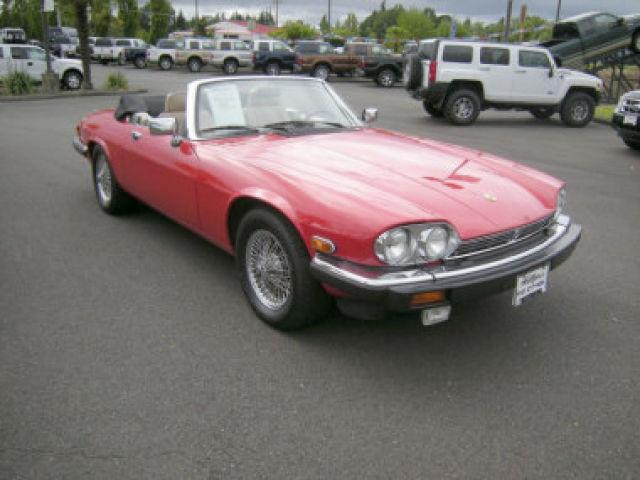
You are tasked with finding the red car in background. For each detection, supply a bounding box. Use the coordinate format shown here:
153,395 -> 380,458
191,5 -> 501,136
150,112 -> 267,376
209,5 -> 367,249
73,77 -> 581,330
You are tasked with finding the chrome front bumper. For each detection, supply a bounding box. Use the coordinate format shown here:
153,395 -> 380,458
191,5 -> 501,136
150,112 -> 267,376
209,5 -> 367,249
310,215 -> 581,311
73,135 -> 88,156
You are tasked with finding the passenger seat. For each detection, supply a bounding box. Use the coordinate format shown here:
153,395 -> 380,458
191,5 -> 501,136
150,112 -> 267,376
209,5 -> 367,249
159,92 -> 186,135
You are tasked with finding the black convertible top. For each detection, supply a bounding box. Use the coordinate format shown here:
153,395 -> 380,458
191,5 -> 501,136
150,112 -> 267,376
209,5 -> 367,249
114,94 -> 165,121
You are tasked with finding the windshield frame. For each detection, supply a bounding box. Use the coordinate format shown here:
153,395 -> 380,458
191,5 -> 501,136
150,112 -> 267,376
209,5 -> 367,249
187,77 -> 363,141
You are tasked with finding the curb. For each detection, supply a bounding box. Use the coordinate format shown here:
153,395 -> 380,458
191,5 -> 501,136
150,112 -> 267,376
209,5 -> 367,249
0,88 -> 148,102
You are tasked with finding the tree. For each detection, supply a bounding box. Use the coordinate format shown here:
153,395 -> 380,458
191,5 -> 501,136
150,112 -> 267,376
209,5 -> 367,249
341,12 -> 359,36
269,20 -> 317,41
174,9 -> 186,30
359,4 -> 404,39
397,8 -> 434,40
192,16 -> 208,36
257,9 -> 274,26
117,0 -> 139,37
385,25 -> 409,52
148,0 -> 171,44
90,0 -> 112,36
319,14 -> 330,34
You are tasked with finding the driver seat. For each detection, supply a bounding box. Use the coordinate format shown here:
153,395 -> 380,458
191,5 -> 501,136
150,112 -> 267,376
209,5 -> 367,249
159,92 -> 186,134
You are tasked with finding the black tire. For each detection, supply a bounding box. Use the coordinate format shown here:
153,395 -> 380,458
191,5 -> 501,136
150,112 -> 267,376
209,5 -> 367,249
376,68 -> 396,88
134,55 -> 146,69
443,88 -> 481,126
530,107 -> 555,119
622,137 -> 640,150
423,100 -> 444,117
91,146 -> 135,215
312,64 -> 330,81
631,30 -> 640,54
403,54 -> 422,91
560,92 -> 595,127
236,208 -> 332,330
159,55 -> 173,71
223,58 -> 239,75
188,57 -> 203,73
62,69 -> 82,90
265,61 -> 281,76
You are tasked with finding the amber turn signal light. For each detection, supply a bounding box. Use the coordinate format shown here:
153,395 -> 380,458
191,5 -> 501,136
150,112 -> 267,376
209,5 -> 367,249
411,291 -> 445,306
311,235 -> 336,254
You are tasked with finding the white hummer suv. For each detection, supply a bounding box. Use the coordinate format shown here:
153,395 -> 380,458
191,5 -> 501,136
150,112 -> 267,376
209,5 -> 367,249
404,39 -> 604,127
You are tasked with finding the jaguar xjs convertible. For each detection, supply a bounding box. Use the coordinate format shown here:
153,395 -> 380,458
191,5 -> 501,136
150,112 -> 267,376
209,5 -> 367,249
73,77 -> 582,330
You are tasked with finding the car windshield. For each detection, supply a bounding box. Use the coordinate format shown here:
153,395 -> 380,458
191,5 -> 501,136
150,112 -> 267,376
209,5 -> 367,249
196,79 -> 360,137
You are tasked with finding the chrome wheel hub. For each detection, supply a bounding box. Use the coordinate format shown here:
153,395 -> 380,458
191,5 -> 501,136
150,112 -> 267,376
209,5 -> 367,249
67,73 -> 80,89
453,97 -> 474,120
314,67 -> 329,80
571,100 -> 588,122
246,230 -> 292,310
95,155 -> 112,205
380,71 -> 393,87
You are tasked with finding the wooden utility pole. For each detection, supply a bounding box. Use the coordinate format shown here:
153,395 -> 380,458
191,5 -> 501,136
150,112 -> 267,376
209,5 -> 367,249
555,0 -> 562,22
519,4 -> 527,42
503,0 -> 513,42
274,0 -> 279,27
195,0 -> 198,20
328,0 -> 331,32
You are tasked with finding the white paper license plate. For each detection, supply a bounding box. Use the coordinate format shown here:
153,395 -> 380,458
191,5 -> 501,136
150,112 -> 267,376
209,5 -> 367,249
512,264 -> 549,307
623,114 -> 637,125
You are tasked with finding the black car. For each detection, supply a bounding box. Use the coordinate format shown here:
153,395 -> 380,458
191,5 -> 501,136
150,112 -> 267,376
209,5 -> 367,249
252,39 -> 299,75
612,90 -> 640,150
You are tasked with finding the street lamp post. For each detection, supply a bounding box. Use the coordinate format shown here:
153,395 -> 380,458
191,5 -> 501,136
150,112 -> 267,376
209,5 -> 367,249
555,0 -> 562,22
41,0 -> 59,93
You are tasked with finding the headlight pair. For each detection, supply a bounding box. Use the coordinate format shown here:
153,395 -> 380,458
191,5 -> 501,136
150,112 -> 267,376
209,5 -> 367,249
374,223 -> 460,266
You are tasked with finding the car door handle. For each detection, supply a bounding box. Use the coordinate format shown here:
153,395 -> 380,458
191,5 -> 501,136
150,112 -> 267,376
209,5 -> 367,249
131,131 -> 142,141
515,70 -> 527,74
27,61 -> 33,66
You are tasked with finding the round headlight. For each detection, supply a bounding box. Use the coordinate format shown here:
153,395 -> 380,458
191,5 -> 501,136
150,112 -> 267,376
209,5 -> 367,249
374,228 -> 412,265
418,227 -> 448,259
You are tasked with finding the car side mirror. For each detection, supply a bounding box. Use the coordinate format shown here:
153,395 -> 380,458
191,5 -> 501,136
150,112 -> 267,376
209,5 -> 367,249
362,107 -> 378,123
149,116 -> 177,135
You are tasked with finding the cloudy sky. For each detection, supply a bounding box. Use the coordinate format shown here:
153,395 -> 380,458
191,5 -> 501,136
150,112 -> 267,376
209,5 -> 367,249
171,0 -> 639,24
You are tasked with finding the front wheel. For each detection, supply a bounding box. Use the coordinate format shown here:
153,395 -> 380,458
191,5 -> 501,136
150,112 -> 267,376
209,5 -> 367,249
236,209 -> 332,330
92,146 -> 135,215
265,61 -> 281,76
223,59 -> 239,75
159,56 -> 173,71
376,68 -> 396,88
444,89 -> 481,125
312,64 -> 330,81
530,107 -> 555,119
560,92 -> 595,127
63,70 -> 82,90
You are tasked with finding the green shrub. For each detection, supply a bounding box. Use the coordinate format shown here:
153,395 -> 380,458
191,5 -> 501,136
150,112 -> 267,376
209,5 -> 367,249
2,70 -> 34,95
104,72 -> 128,91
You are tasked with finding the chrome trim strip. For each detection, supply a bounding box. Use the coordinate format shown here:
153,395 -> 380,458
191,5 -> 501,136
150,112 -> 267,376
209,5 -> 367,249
311,215 -> 571,289
73,135 -> 88,155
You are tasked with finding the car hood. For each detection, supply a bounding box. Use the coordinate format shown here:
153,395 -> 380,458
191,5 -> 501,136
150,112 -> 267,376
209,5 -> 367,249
195,129 -> 561,241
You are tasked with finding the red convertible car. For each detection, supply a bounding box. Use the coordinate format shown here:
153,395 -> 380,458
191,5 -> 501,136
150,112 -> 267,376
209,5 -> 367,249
73,77 -> 581,329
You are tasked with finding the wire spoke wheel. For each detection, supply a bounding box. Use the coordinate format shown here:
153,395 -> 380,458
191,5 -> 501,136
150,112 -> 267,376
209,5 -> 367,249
95,154 -> 112,206
246,230 -> 292,311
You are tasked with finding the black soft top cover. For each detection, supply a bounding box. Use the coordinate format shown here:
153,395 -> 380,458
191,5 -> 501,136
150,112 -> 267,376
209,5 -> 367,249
114,94 -> 165,121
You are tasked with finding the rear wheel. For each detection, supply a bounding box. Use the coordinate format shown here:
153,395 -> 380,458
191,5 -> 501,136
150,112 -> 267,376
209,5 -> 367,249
622,137 -> 640,150
377,68 -> 396,88
423,100 -> 444,118
134,55 -> 146,69
188,57 -> 203,73
444,89 -> 481,126
159,55 -> 173,71
236,209 -> 331,330
530,107 -> 555,119
223,58 -> 239,75
560,92 -> 594,127
403,54 -> 422,91
265,61 -> 281,76
312,64 -> 330,81
92,146 -> 135,215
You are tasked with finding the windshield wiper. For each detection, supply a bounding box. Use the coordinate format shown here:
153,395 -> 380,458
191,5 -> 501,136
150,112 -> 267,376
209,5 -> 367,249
200,125 -> 261,134
262,120 -> 347,131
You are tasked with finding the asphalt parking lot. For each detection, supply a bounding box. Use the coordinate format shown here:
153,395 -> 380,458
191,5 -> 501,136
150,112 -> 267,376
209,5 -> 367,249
1,64 -> 639,479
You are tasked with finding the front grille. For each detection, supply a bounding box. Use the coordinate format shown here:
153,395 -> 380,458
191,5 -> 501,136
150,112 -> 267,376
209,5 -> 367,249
621,99 -> 640,113
451,215 -> 553,259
